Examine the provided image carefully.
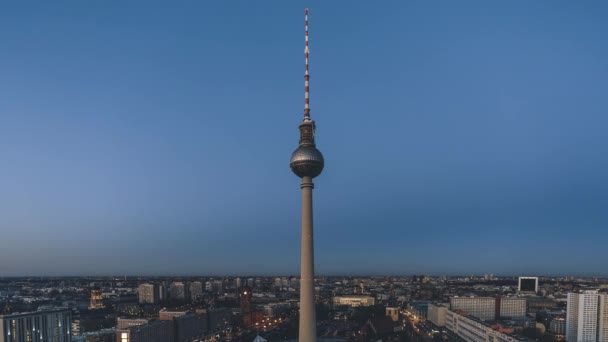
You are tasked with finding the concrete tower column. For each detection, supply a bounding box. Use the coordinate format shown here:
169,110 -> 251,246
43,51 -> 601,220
299,176 -> 316,342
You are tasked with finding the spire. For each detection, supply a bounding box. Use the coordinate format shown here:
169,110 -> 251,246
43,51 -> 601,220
304,8 -> 311,119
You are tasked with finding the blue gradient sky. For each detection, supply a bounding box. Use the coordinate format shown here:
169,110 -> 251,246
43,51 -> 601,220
1,1 -> 607,276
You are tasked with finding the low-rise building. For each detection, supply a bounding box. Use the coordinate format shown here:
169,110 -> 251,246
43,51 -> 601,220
116,318 -> 150,330
549,316 -> 566,337
116,320 -> 174,342
332,296 -> 375,307
446,310 -> 530,342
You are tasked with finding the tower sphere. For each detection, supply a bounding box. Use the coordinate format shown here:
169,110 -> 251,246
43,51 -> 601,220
290,145 -> 324,178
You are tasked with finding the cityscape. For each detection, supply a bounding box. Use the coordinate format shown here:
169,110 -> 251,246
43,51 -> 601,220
2,275 -> 608,342
1,1 -> 608,342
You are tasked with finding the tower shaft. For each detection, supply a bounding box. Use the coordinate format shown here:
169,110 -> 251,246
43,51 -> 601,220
299,176 -> 316,342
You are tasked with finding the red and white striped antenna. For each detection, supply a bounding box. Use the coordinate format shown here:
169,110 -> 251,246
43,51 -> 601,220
304,8 -> 311,119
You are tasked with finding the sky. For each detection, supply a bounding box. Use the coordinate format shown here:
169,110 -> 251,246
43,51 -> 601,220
0,1 -> 607,277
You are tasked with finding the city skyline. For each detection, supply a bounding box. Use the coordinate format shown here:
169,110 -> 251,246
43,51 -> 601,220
1,1 -> 608,276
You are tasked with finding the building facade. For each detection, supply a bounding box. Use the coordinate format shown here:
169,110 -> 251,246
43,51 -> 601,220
159,310 -> 188,321
174,314 -> 207,342
116,318 -> 149,330
428,303 -> 448,327
566,291 -> 608,342
169,283 -> 187,301
518,277 -> 539,293
550,317 -> 566,337
89,288 -> 104,310
450,297 -> 496,321
0,309 -> 72,342
72,329 -> 116,342
116,320 -> 174,342
333,296 -> 375,307
189,282 -> 203,302
138,284 -> 158,304
498,298 -> 527,321
446,310 -> 530,342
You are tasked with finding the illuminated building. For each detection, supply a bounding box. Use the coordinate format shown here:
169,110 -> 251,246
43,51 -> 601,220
0,309 -> 72,342
332,296 -> 375,307
89,288 -> 104,310
116,318 -> 149,330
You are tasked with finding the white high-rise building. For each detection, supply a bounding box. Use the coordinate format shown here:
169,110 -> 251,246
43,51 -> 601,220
566,290 -> 608,342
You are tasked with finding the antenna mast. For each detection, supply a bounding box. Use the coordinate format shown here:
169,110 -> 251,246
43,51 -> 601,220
304,8 -> 311,119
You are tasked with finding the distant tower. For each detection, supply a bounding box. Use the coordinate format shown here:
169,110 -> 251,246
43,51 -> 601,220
290,8 -> 324,342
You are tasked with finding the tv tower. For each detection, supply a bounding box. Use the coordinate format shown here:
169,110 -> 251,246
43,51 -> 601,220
289,8 -> 324,342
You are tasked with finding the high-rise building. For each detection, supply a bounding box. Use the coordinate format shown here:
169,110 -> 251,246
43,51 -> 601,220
566,290 -> 608,342
89,287 -> 104,310
189,282 -> 203,302
518,277 -> 539,293
289,8 -> 325,342
169,282 -> 187,301
158,282 -> 168,303
138,284 -> 158,304
0,309 -> 72,342
212,280 -> 224,294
